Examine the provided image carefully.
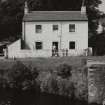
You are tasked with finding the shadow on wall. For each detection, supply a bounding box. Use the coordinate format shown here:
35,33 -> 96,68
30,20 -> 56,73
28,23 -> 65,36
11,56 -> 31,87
21,39 -> 30,50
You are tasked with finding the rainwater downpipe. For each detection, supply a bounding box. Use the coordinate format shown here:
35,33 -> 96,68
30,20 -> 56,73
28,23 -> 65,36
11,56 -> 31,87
59,22 -> 62,51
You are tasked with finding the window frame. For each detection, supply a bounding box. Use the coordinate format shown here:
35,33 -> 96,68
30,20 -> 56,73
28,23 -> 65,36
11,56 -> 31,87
35,25 -> 42,33
53,24 -> 58,31
69,41 -> 75,49
35,42 -> 43,50
69,24 -> 75,32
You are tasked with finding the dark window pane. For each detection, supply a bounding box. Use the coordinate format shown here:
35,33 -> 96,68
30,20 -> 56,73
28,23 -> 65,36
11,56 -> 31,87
36,25 -> 42,33
69,41 -> 75,49
53,25 -> 58,31
35,42 -> 42,50
69,24 -> 75,32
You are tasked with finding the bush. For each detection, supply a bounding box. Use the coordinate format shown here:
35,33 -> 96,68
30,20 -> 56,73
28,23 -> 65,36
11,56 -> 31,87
72,66 -> 88,101
39,70 -> 75,98
7,61 -> 39,90
39,72 -> 57,93
57,63 -> 72,79
57,78 -> 74,97
46,73 -> 59,94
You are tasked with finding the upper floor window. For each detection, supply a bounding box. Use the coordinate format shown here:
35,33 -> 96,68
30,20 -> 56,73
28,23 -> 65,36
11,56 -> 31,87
69,41 -> 75,49
53,25 -> 58,31
36,25 -> 42,33
35,42 -> 43,50
69,24 -> 75,32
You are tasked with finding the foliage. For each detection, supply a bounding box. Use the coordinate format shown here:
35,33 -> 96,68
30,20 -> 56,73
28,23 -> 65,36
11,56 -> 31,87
57,78 -> 74,97
39,71 -> 75,97
89,32 -> 105,55
39,63 -> 87,100
0,0 -> 24,40
7,61 -> 39,90
57,63 -> 72,79
72,66 -> 88,101
40,72 -> 59,94
28,0 -> 82,11
0,60 -> 88,101
86,0 -> 102,36
86,0 -> 105,56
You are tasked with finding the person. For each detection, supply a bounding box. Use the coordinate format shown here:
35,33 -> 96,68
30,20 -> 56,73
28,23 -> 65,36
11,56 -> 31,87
52,45 -> 56,56
62,49 -> 65,56
66,49 -> 68,56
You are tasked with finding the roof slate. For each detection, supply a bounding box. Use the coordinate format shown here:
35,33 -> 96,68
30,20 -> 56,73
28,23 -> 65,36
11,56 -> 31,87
23,11 -> 88,22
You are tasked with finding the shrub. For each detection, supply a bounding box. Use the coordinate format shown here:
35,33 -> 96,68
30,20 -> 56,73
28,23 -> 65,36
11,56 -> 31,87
72,66 -> 88,101
7,61 -> 39,90
39,70 -> 75,98
39,71 -> 57,93
57,78 -> 74,97
47,73 -> 59,94
57,63 -> 72,79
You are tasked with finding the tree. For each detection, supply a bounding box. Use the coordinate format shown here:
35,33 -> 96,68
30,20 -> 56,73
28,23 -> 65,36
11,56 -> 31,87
28,0 -> 82,11
0,0 -> 24,41
86,0 -> 102,37
86,0 -> 102,46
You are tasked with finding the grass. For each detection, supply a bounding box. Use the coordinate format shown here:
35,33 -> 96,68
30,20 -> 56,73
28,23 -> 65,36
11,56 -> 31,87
0,56 -> 105,70
8,56 -> 86,71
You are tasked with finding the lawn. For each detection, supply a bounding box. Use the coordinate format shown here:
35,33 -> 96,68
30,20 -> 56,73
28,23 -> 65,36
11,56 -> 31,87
0,56 -> 86,70
0,56 -> 105,70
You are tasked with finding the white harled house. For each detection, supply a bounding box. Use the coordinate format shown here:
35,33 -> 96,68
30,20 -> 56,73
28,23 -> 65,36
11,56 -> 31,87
7,2 -> 88,58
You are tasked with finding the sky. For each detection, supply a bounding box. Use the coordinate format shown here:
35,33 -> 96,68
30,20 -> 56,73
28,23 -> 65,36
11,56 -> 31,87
99,0 -> 105,13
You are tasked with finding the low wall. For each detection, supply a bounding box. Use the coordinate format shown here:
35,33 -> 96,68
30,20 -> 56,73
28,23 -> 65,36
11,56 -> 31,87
13,50 -> 52,58
8,49 -> 86,58
8,39 -> 21,58
87,60 -> 105,104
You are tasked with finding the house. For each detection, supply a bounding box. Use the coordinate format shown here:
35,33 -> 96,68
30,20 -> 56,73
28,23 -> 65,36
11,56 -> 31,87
7,3 -> 88,58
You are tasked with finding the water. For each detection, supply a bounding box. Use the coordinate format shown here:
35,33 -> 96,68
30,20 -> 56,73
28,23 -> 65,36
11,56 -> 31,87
0,88 -> 88,105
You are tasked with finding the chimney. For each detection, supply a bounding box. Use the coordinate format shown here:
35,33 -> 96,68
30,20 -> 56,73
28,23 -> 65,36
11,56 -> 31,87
81,0 -> 86,14
81,6 -> 86,14
24,1 -> 29,15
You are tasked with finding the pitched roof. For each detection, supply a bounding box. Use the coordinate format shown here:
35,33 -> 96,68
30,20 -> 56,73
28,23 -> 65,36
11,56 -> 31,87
23,11 -> 88,22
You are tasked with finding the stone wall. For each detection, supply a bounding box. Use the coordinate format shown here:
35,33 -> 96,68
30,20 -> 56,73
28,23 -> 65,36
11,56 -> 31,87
87,60 -> 105,104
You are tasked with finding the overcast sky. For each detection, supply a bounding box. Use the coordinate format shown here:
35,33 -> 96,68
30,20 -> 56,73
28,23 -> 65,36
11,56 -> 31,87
99,0 -> 105,13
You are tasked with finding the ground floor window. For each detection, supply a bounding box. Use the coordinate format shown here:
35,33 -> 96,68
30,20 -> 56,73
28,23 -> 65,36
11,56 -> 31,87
35,42 -> 43,50
69,41 -> 75,49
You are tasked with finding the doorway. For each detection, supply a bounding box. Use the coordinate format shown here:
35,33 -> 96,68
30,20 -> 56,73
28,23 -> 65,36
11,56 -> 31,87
52,42 -> 58,50
52,42 -> 59,56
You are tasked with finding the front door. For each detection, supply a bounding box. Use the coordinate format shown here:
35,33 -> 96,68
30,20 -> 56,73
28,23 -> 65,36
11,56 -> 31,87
52,42 -> 59,56
52,42 -> 58,50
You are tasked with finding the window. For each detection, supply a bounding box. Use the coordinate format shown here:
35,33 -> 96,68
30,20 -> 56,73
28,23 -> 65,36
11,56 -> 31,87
69,24 -> 75,32
35,42 -> 42,50
36,25 -> 42,33
69,41 -> 75,49
53,25 -> 58,31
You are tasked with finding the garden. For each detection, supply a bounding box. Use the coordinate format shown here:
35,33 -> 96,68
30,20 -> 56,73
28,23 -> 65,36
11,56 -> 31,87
0,57 -> 88,105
